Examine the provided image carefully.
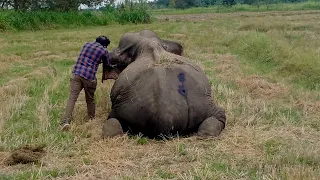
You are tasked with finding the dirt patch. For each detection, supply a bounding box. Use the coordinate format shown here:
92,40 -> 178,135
4,145 -> 46,166
0,152 -> 10,164
236,75 -> 290,99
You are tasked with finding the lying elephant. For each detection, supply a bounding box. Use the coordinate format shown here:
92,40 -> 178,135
102,29 -> 183,80
137,29 -> 184,56
102,32 -> 227,139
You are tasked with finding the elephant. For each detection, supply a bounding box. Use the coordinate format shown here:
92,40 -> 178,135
137,29 -> 184,56
102,30 -> 184,81
101,31 -> 227,139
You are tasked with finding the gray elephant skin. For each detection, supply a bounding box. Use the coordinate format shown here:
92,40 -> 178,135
102,30 -> 183,80
102,30 -> 226,139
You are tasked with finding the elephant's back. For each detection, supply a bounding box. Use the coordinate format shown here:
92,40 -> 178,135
113,56 -> 214,136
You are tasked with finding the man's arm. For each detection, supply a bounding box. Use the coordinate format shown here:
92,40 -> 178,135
101,50 -> 110,83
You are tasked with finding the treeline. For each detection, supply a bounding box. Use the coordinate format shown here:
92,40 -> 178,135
0,0 -> 115,11
152,0 -> 310,9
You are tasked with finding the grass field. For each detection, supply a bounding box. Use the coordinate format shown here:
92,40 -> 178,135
153,1 -> 320,15
0,10 -> 320,179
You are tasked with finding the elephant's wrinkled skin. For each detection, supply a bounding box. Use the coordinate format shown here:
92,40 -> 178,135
102,32 -> 227,139
102,30 -> 183,81
136,29 -> 184,56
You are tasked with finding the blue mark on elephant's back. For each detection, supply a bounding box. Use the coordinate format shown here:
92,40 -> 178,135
178,85 -> 187,97
178,72 -> 187,97
178,73 -> 185,83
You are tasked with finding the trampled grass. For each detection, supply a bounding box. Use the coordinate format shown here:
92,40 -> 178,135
0,10 -> 320,179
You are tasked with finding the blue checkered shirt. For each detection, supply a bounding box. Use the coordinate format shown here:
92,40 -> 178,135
72,42 -> 109,81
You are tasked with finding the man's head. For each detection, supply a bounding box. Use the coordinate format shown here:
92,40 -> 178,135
96,36 -> 110,48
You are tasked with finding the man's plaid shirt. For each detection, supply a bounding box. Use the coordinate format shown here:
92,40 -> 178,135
72,42 -> 109,81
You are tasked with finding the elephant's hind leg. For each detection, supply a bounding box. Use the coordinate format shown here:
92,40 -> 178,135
102,118 -> 124,138
197,117 -> 224,137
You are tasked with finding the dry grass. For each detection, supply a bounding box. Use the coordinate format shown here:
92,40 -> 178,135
0,78 -> 29,129
0,10 -> 320,179
36,89 -> 51,132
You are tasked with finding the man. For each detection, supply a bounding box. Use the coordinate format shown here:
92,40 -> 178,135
60,36 -> 111,131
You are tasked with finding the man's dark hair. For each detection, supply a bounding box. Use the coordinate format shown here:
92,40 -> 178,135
96,36 -> 110,47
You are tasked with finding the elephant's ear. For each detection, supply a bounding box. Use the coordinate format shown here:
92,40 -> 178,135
160,39 -> 184,56
162,43 -> 169,51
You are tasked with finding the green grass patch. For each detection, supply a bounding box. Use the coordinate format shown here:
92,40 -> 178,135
177,143 -> 187,156
264,139 -> 282,156
0,64 -> 33,85
156,170 -> 175,179
153,2 -> 320,15
229,31 -> 320,90
0,60 -> 75,150
233,32 -> 279,73
0,167 -> 77,179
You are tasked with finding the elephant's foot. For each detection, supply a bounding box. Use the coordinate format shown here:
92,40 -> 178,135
102,118 -> 124,138
197,117 -> 224,137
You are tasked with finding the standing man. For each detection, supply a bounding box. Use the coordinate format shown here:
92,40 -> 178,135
60,36 -> 111,131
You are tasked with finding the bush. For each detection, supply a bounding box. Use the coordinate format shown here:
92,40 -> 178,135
0,1 -> 153,32
112,1 -> 152,24
0,10 -> 112,31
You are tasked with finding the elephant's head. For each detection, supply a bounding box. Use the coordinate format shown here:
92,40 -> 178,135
102,33 -> 142,80
138,29 -> 184,56
102,30 -> 184,81
161,39 -> 184,56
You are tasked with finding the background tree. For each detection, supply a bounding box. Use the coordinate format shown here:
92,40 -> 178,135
0,0 -> 106,11
201,0 -> 216,7
222,0 -> 236,6
156,0 -> 170,8
174,0 -> 198,9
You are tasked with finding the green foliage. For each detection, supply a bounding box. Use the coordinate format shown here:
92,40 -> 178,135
264,139 -> 282,156
156,170 -> 176,179
235,32 -> 277,70
177,143 -> 187,155
0,0 -> 105,11
175,0 -> 199,9
0,11 -> 109,31
137,137 -> 148,145
222,0 -> 236,6
0,168 -> 77,179
0,2 -> 152,32
115,1 -> 153,24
